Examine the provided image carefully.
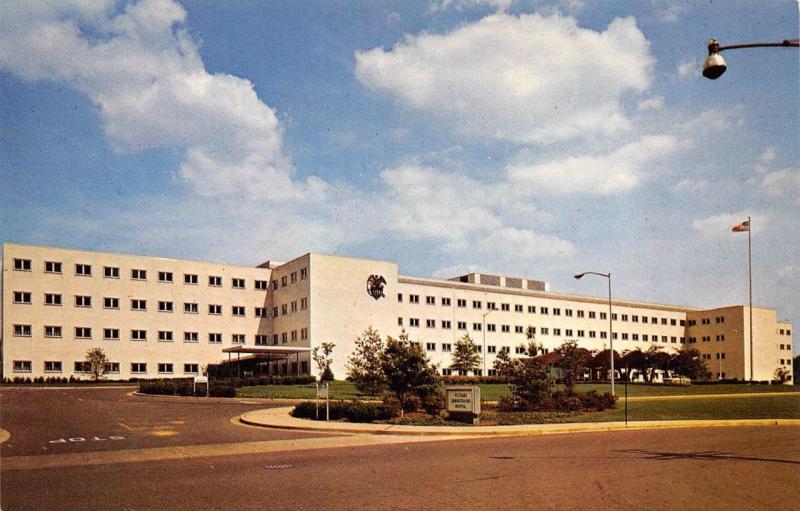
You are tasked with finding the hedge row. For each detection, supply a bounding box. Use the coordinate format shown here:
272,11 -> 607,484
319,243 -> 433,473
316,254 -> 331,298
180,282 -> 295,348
436,375 -> 512,384
292,401 -> 397,423
138,379 -> 235,398
499,390 -> 616,413
215,375 -> 317,388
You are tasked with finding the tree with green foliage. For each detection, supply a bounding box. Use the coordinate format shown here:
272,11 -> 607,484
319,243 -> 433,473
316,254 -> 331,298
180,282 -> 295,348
381,331 -> 441,417
621,348 -> 648,382
346,327 -> 386,395
794,355 -> 800,385
312,342 -> 336,381
773,367 -> 791,384
556,340 -> 589,393
668,348 -> 707,380
493,348 -> 516,377
519,326 -> 543,356
450,333 -> 481,375
85,347 -> 109,382
507,358 -> 554,411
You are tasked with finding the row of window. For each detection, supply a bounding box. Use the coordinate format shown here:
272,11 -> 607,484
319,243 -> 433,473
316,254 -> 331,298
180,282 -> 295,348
398,293 -> 686,326
12,324 -> 309,345
14,292 -> 308,318
778,328 -> 793,336
12,360 -> 201,375
272,268 -> 308,290
396,319 -> 685,343
12,258 -> 268,289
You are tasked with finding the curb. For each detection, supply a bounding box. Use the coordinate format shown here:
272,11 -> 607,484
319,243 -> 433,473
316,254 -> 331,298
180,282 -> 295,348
239,406 -> 800,437
130,391 -> 306,406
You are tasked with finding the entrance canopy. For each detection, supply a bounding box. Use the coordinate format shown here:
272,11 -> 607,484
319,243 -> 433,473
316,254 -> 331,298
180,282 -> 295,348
220,346 -> 312,377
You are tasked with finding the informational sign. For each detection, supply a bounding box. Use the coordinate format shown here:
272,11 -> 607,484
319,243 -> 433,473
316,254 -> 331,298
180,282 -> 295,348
194,376 -> 208,384
446,386 -> 481,415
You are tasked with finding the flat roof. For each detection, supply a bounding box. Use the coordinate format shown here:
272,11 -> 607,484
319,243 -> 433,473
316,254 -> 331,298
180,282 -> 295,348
222,346 -> 312,355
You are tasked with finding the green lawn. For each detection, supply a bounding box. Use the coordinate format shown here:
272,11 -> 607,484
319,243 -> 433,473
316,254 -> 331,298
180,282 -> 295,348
236,381 -> 799,401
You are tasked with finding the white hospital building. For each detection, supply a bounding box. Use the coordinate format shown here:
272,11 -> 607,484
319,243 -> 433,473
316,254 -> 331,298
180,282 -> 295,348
1,243 -> 794,382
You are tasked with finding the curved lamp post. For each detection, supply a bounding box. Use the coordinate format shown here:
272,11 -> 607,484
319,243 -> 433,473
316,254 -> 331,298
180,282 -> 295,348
575,271 -> 614,397
702,37 -> 799,79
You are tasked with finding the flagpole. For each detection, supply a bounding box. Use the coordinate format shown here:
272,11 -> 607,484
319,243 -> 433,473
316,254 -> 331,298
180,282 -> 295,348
748,215 -> 753,382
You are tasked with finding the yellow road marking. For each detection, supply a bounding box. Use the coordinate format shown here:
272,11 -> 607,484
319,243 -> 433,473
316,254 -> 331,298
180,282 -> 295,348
0,434 -> 473,471
151,431 -> 178,437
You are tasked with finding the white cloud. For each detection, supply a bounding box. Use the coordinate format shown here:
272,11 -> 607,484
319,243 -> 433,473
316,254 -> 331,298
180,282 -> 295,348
677,58 -> 698,79
0,0 -> 317,201
672,178 -> 709,193
651,2 -> 684,23
760,168 -> 800,204
355,12 -> 654,145
429,0 -> 514,13
637,95 -> 664,111
692,212 -> 766,238
506,135 -> 679,195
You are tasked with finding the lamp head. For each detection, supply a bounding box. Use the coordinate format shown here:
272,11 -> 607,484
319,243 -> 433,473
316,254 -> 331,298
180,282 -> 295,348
702,38 -> 727,79
574,273 -> 585,280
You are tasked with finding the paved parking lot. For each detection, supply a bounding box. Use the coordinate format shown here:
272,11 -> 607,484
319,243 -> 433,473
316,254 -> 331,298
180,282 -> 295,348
0,386 -> 327,457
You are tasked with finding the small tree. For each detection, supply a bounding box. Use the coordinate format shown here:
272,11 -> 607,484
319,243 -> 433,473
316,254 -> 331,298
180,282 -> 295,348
773,367 -> 791,384
346,327 -> 386,395
85,347 -> 109,382
312,342 -> 335,381
381,331 -> 440,417
450,333 -> 481,375
556,340 -> 589,394
668,348 -> 706,380
508,358 -> 553,411
493,349 -> 517,377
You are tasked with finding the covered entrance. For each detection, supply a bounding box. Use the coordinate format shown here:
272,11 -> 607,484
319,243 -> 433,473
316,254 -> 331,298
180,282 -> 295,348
218,346 -> 312,378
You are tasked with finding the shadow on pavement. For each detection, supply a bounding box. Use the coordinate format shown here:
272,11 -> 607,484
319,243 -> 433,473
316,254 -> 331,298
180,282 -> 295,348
614,448 -> 800,465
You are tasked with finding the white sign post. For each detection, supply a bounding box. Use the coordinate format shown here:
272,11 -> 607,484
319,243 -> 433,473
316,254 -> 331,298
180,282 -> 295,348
194,375 -> 209,397
446,386 -> 481,424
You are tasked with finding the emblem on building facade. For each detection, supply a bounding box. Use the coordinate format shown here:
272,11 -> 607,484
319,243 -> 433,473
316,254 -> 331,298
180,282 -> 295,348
367,274 -> 386,300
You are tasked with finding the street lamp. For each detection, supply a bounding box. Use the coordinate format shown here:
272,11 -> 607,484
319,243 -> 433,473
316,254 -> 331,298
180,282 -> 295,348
702,37 -> 799,79
482,308 -> 493,375
574,271 -> 615,397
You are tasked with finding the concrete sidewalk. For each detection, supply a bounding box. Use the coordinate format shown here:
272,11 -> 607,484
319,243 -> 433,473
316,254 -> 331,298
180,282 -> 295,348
239,406 -> 800,437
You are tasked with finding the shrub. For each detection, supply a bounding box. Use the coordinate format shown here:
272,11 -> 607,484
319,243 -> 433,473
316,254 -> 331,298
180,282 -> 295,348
209,384 -> 236,397
437,375 -> 512,384
292,401 -> 396,423
497,395 -> 526,412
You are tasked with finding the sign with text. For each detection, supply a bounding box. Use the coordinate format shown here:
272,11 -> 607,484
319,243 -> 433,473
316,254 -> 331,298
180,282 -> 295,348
446,386 -> 480,415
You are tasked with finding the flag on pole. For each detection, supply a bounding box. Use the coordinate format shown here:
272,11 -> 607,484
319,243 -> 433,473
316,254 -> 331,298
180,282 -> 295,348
732,219 -> 750,232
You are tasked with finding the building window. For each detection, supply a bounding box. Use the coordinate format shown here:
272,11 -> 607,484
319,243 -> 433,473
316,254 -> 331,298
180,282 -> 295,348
487,345 -> 497,354
457,321 -> 467,330
487,324 -> 496,332
184,363 -> 199,374
541,307 -> 549,315
426,342 -> 436,351
75,295 -> 91,307
515,325 -> 523,334
457,299 -> 467,308
104,362 -> 120,373
75,327 -> 92,339
209,275 -> 222,287
131,299 -> 147,311
74,361 -> 91,373
501,325 -> 510,333
600,312 -> 607,320
45,293 -> 62,306
104,266 -> 119,278
473,323 -> 482,331
281,304 -> 288,315
426,296 -> 435,305
426,319 -> 436,328
209,333 -> 222,344
566,329 -> 574,336
232,306 -> 246,317
553,308 -> 561,316
290,271 -> 297,284
255,280 -> 268,290
104,297 -> 119,309
232,278 -> 245,289
158,331 -> 173,342
473,300 -> 482,309
442,343 -> 452,352
14,324 -> 32,337
410,294 -> 420,304
158,301 -> 174,312
281,332 -> 288,343
281,276 -> 288,287
554,328 -> 562,336
232,334 -> 246,344
158,271 -> 173,283
300,268 -> 308,280
272,307 -> 279,317
487,302 -> 497,310
301,328 -> 308,340
291,301 -> 298,313
131,329 -> 147,341
255,307 -> 267,317
501,303 -> 510,312
44,361 -> 62,373
184,331 -> 198,343
184,302 -> 198,314
75,264 -> 92,276
300,298 -> 308,310
45,261 -> 62,273
13,360 -> 32,372
104,328 -> 120,340
184,273 -> 198,284
409,318 -> 420,327
397,317 -> 403,326
515,304 -> 523,313
14,291 -> 32,304
255,335 -> 268,345
14,258 -> 32,271
131,363 -> 147,374
131,269 -> 147,280
45,325 -> 62,338
442,297 -> 452,306
397,293 -> 403,302
442,320 -> 452,329
208,304 -> 222,315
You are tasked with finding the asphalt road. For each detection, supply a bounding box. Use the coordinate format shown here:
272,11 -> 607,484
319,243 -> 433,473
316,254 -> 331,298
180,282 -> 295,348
2,387 -> 799,511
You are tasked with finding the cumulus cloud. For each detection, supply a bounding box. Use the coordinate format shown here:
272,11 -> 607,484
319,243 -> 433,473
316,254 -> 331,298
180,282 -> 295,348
355,12 -> 654,144
637,95 -> 664,111
430,0 -> 515,12
0,0 -> 318,201
677,58 -> 698,79
506,135 -> 679,195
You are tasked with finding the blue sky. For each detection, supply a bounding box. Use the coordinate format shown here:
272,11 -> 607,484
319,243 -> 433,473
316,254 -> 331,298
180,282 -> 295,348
1,0 -> 798,351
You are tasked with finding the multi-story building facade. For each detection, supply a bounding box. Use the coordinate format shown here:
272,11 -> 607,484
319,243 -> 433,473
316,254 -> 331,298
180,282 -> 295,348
1,243 -> 794,382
